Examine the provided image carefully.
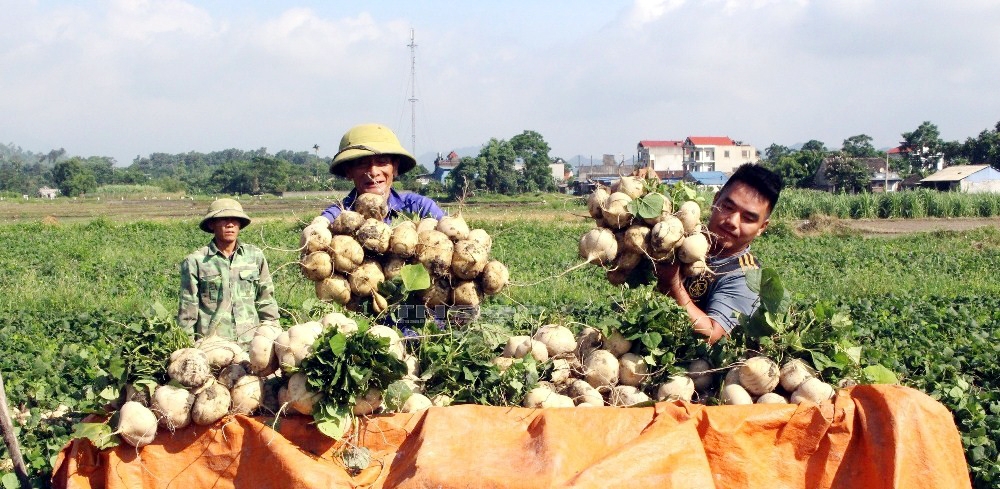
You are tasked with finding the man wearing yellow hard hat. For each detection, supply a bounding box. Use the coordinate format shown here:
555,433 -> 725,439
320,123 -> 445,222
177,198 -> 280,344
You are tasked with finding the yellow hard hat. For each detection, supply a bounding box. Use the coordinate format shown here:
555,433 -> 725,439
199,198 -> 251,232
329,123 -> 417,177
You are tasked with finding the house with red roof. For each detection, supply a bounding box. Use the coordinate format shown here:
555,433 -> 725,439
682,136 -> 758,173
424,151 -> 461,183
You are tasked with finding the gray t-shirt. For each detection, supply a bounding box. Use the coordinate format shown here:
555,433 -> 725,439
684,247 -> 760,333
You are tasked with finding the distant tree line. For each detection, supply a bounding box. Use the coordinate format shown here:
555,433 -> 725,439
0,145 -> 431,197
446,130 -> 558,199
0,129 -> 562,199
11,119 -> 996,198
761,120 -> 1000,193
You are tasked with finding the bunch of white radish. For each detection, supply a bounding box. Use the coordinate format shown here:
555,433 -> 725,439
415,213 -> 509,325
713,356 -> 837,406
499,322 -> 839,410
300,194 -> 510,323
258,313 -> 414,418
497,323 -> 692,408
505,324 -> 711,408
114,333 -> 263,447
581,176 -> 710,285
286,315 -> 430,420
112,311 -> 427,447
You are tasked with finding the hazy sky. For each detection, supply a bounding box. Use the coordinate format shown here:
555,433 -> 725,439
2,0 -> 999,167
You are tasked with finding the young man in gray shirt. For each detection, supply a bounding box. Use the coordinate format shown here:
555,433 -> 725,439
656,163 -> 783,344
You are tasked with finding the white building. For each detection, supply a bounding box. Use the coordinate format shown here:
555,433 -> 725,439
682,137 -> 758,173
637,140 -> 684,172
549,161 -> 566,182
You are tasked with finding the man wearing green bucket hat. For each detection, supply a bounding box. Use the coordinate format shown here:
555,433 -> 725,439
177,198 -> 280,343
320,123 -> 445,223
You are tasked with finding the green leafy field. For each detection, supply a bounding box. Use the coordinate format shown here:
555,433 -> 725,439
0,210 -> 998,487
774,188 -> 1000,219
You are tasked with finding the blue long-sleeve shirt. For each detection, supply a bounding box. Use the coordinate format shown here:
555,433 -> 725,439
320,188 -> 445,223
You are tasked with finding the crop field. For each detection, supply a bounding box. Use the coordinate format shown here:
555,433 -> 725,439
1,194 -> 999,487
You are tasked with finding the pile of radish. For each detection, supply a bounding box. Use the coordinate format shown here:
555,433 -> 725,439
500,323 -> 838,409
112,312 -> 427,448
112,317 -> 844,447
114,333 -> 260,448
300,196 -> 509,322
715,356 -> 837,405
581,176 -> 711,285
498,323 -> 655,408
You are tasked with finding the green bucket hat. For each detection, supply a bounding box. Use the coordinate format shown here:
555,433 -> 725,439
329,123 -> 417,177
199,198 -> 251,233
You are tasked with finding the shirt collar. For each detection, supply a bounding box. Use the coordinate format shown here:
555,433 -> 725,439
708,245 -> 751,266
208,239 -> 243,257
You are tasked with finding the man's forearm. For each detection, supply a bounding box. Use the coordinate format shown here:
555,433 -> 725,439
657,270 -> 726,344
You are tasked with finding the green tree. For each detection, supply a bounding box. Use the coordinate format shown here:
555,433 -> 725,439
111,166 -> 151,185
939,140 -> 963,165
764,144 -> 791,163
82,157 -> 116,185
52,158 -> 98,196
252,156 -> 291,194
842,134 -> 877,158
480,139 -> 519,195
210,157 -> 290,195
44,148 -> 67,166
824,154 -> 869,193
511,130 -> 556,192
396,163 -> 431,189
768,151 -> 824,189
448,156 -> 485,198
901,121 -> 943,173
961,121 -> 1000,168
151,177 -> 187,193
449,139 -> 519,198
762,141 -> 826,189
0,161 -> 30,193
210,161 -> 252,195
800,140 -> 827,153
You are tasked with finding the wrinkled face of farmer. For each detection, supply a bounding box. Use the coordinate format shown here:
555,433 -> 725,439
344,155 -> 398,196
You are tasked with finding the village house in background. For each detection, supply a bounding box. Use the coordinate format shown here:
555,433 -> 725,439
621,136 -> 760,194
422,150 -> 570,190
638,137 -> 760,173
919,165 -> 1000,193
812,148 -> 1000,193
573,154 -> 637,194
682,137 -> 759,173
423,136 -> 999,196
425,151 -> 461,183
549,158 -> 566,181
637,140 -> 684,172
813,157 -> 903,193
37,187 -> 59,199
683,171 -> 729,191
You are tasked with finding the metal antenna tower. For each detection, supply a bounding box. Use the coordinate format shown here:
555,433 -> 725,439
408,29 -> 418,156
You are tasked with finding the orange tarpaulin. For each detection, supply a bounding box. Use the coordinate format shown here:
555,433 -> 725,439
52,384 -> 971,488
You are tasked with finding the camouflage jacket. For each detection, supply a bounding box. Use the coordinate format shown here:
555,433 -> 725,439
177,240 -> 279,343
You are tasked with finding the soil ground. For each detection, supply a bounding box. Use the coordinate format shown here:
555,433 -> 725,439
796,216 -> 1000,236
